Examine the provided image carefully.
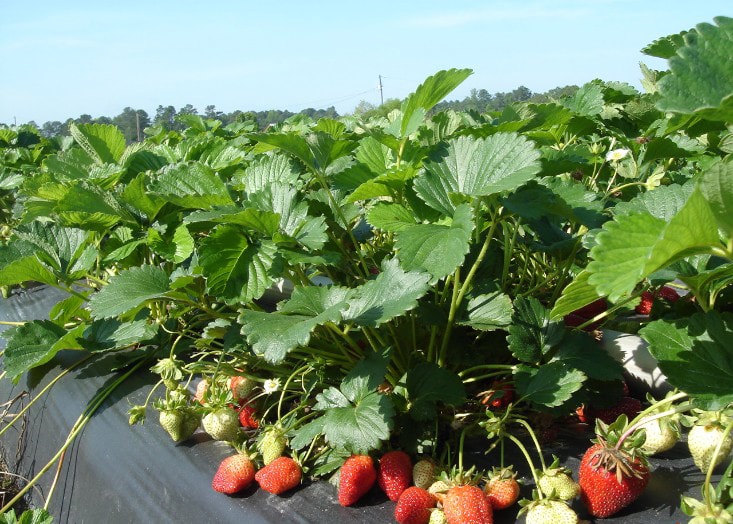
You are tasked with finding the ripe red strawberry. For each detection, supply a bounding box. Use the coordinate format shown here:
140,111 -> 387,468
578,442 -> 649,518
443,485 -> 493,524
238,404 -> 259,429
657,285 -> 680,302
577,396 -> 642,425
338,455 -> 377,506
212,453 -> 256,494
378,450 -> 413,501
394,487 -> 437,524
635,291 -> 654,315
255,456 -> 302,495
481,381 -> 515,409
484,467 -> 520,510
563,298 -> 607,331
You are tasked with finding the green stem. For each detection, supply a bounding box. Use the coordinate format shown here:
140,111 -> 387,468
0,357 -> 149,514
703,418 -> 733,508
514,418 -> 547,471
438,266 -> 462,367
506,433 -> 543,499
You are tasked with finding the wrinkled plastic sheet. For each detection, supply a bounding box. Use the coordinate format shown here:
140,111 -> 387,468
0,286 -> 716,523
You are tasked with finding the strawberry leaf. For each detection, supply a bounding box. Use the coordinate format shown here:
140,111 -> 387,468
149,162 -> 233,209
198,225 -> 281,304
321,391 -> 394,454
414,133 -> 541,215
640,312 -> 733,407
698,160 -> 733,236
237,153 -> 301,193
340,349 -> 391,403
88,265 -> 170,319
239,286 -> 348,363
69,123 -> 126,164
366,202 -> 417,232
343,258 -> 430,327
514,361 -> 586,408
587,188 -> 722,302
550,270 -> 603,320
657,17 -> 733,121
396,204 -> 474,283
2,320 -> 68,381
552,331 -> 624,381
457,287 -> 513,332
405,362 -> 465,420
508,297 -> 565,363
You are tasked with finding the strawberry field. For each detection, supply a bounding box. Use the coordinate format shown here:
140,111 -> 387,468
1,16 -> 732,524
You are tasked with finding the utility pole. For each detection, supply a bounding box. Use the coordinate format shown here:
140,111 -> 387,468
136,111 -> 141,142
378,75 -> 384,106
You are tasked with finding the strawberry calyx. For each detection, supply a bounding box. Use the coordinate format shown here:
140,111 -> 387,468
587,436 -> 648,484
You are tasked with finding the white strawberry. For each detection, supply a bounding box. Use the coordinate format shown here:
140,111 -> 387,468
640,417 -> 680,455
688,418 -> 733,473
412,459 -> 436,489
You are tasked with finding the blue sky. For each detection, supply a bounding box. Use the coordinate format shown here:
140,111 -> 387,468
1,1 -> 730,125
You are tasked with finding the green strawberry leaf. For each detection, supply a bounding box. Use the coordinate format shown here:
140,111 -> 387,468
657,17 -> 733,121
150,162 -> 233,209
642,29 -> 690,59
457,286 -> 513,331
340,349 -> 391,403
237,153 -> 301,193
507,297 -> 565,363
514,361 -> 586,408
239,286 -> 348,363
405,362 -> 466,421
414,133 -> 541,215
366,202 -> 417,232
400,68 -> 472,137
552,331 -> 624,381
289,417 -> 326,451
342,258 -> 430,327
81,317 -> 157,352
612,183 -> 694,221
0,243 -> 57,287
198,225 -> 281,304
549,270 -> 604,320
698,160 -> 733,236
147,224 -> 194,264
562,82 -> 604,117
587,188 -> 722,302
321,391 -> 394,454
640,312 -> 733,407
88,265 -> 170,319
69,123 -> 126,164
2,320 -> 69,381
396,204 -> 474,283
54,182 -> 133,231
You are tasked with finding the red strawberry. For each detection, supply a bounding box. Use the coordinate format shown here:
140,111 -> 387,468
578,442 -> 649,518
255,456 -> 302,495
443,485 -> 493,524
212,454 -> 256,494
564,298 -> 608,331
238,404 -> 259,429
338,455 -> 377,507
378,450 -> 413,501
394,487 -> 437,524
484,467 -> 520,510
592,397 -> 642,425
480,381 -> 515,409
657,286 -> 680,302
635,291 -> 654,315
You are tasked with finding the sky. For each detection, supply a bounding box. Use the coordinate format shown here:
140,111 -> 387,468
1,1 -> 731,125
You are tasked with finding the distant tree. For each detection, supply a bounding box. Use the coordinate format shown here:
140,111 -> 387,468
361,98 -> 402,120
204,104 -> 225,122
75,114 -> 94,125
353,100 -> 377,115
178,104 -> 198,117
113,107 -> 151,142
154,105 -> 178,130
40,121 -> 66,138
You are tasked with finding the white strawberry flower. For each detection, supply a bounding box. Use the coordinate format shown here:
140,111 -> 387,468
263,378 -> 281,394
605,148 -> 630,162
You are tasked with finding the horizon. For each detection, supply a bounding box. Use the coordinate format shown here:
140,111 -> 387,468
1,1 -> 731,126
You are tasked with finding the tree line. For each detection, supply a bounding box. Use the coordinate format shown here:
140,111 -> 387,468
4,84 -> 578,143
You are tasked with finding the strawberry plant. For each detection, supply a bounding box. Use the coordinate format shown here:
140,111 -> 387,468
1,15 -> 732,523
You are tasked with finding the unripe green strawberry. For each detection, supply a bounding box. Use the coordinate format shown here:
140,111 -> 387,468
258,427 -> 287,465
202,407 -> 240,442
537,466 -> 579,501
524,499 -> 578,524
428,509 -> 448,524
639,417 -> 680,455
159,409 -> 187,442
688,420 -> 733,473
413,459 -> 436,490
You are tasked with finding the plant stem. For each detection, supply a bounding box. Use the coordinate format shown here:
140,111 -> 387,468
506,433 -> 543,499
702,418 -> 733,508
0,356 -> 149,514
